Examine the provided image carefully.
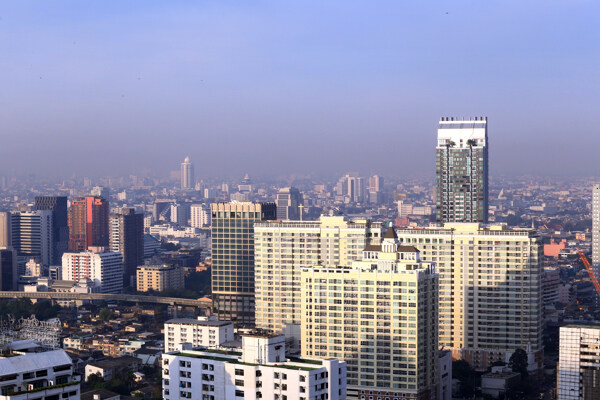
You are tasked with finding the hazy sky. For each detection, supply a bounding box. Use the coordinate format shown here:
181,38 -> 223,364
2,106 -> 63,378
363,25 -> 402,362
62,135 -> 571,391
1,1 -> 599,180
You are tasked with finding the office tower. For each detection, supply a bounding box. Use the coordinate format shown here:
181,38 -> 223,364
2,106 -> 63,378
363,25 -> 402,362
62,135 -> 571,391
34,196 -> 69,264
275,187 -> 304,220
593,184 -> 600,279
336,173 -> 366,203
162,333 -> 346,400
436,117 -> 488,223
0,212 -> 11,247
0,248 -> 17,290
254,216 -> 383,346
396,223 -> 543,371
90,185 -> 110,200
10,210 -> 53,266
136,265 -> 184,292
211,202 -> 276,326
109,208 -> 144,287
62,249 -> 123,293
170,203 -> 191,226
164,317 -> 234,352
0,348 -> 80,400
301,229 -> 438,399
190,204 -> 211,228
68,196 -> 109,251
557,325 -> 600,400
180,156 -> 194,190
367,175 -> 384,203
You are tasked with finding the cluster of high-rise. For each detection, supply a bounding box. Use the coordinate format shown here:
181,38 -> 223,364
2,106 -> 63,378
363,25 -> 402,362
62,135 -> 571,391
203,117 -> 545,400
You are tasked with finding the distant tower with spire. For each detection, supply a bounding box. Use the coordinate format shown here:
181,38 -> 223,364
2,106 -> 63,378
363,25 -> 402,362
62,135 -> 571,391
180,156 -> 194,190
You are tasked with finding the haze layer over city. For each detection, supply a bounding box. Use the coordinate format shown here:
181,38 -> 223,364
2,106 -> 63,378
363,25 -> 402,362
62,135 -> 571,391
1,2 -> 600,400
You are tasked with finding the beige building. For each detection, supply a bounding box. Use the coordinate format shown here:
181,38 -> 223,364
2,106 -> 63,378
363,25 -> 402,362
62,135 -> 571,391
254,216 -> 383,347
301,228 -> 439,400
136,264 -> 184,292
396,223 -> 543,371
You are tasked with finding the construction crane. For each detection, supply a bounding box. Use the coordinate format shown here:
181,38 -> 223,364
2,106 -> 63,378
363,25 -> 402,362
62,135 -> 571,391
577,251 -> 600,298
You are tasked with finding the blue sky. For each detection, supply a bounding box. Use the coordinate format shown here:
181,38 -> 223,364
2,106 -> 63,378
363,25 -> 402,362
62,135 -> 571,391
1,1 -> 599,179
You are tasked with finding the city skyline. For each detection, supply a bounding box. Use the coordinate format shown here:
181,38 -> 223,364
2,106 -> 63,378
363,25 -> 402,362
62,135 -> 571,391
1,1 -> 599,179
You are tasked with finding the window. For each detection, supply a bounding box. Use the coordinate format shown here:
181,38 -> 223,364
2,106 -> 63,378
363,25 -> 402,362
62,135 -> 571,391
235,390 -> 244,397
235,369 -> 244,376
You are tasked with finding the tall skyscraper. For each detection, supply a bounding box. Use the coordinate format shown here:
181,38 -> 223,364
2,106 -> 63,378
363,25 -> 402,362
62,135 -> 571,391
34,196 -> 69,264
301,228 -> 439,399
109,207 -> 144,287
335,173 -> 366,203
396,223 -> 543,371
254,216 -> 383,347
68,196 -> 109,251
62,249 -> 123,293
210,201 -> 276,327
0,248 -> 17,291
367,175 -> 384,204
558,325 -> 600,400
10,210 -> 54,266
275,187 -> 303,220
180,156 -> 194,190
436,117 -> 488,223
592,184 -> 600,278
0,211 -> 11,248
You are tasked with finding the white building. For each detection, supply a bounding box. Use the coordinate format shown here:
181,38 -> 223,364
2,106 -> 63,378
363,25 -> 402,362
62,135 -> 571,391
593,185 -> 600,278
162,334 -> 346,400
164,317 -> 234,353
557,324 -> 600,400
62,250 -> 123,293
170,203 -> 191,226
0,349 -> 80,400
190,204 -> 211,228
181,156 -> 195,190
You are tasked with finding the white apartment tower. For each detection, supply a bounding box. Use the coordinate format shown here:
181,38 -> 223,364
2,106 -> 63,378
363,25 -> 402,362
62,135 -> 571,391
181,156 -> 194,190
396,223 -> 543,371
301,228 -> 439,400
164,317 -> 234,353
254,216 -> 383,347
162,333 -> 346,400
557,324 -> 600,400
62,249 -> 123,293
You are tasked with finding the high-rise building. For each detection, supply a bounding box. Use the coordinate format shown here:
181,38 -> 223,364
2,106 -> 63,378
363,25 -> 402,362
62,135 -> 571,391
109,208 -> 144,287
153,199 -> 174,221
210,202 -> 276,326
162,333 -> 346,400
170,203 -> 191,226
335,173 -> 366,203
436,117 -> 488,223
396,223 -> 543,371
62,249 -> 123,293
10,210 -> 53,266
180,156 -> 194,190
557,324 -> 600,400
254,216 -> 383,347
301,228 -> 439,400
34,196 -> 69,265
592,184 -> 600,278
136,264 -> 184,292
190,204 -> 211,228
164,317 -> 234,353
68,196 -> 109,251
0,248 -> 17,291
0,211 -> 11,248
275,187 -> 304,220
367,175 -> 384,204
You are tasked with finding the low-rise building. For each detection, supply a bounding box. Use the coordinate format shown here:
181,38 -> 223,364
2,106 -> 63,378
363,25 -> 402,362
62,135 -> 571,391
0,349 -> 80,400
480,366 -> 520,398
162,333 -> 346,400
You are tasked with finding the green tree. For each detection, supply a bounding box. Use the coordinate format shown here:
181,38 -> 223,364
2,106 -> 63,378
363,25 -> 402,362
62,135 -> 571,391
509,348 -> 529,378
86,372 -> 106,390
98,308 -> 114,321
